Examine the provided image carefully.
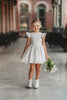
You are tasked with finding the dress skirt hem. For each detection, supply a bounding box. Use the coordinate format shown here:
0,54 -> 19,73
21,59 -> 47,64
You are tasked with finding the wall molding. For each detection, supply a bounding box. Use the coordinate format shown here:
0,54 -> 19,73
34,1 -> 49,13
18,0 -> 32,13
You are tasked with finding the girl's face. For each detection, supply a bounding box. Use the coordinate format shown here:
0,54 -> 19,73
32,22 -> 41,32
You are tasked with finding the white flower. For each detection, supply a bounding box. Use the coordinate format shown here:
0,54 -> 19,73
50,65 -> 57,73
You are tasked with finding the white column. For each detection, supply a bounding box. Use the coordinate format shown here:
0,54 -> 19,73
53,4 -> 56,27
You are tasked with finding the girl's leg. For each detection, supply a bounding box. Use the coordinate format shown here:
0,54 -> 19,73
28,63 -> 36,80
34,64 -> 41,89
35,64 -> 41,79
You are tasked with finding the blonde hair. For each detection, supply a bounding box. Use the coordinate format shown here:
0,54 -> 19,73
31,18 -> 42,25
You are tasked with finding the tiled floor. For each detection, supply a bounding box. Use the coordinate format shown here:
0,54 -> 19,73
0,38 -> 67,100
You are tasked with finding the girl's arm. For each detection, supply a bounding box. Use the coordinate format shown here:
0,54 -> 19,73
21,37 -> 31,59
42,36 -> 50,59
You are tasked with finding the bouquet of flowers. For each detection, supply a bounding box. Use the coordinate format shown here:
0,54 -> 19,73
44,58 -> 57,72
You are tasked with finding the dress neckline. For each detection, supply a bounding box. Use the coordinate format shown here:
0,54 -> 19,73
31,32 -> 41,34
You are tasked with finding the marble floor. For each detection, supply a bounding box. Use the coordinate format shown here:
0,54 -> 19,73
0,38 -> 67,100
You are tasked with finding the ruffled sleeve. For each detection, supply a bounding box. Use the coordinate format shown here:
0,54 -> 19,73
26,32 -> 31,38
41,33 -> 46,38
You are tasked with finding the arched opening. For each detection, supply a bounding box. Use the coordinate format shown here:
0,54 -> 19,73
19,4 -> 29,31
37,5 -> 46,27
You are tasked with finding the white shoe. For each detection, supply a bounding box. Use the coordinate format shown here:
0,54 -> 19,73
26,79 -> 32,88
34,79 -> 39,89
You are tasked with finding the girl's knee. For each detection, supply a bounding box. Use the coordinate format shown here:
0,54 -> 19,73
29,64 -> 36,72
30,68 -> 34,72
36,66 -> 41,71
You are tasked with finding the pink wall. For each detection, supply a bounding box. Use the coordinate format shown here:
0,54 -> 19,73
63,0 -> 67,28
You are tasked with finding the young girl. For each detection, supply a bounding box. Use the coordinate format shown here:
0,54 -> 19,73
21,18 -> 50,89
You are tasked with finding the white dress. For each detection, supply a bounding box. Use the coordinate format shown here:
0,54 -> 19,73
21,32 -> 47,64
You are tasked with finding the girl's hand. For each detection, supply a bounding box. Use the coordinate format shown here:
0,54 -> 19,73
46,56 -> 50,59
